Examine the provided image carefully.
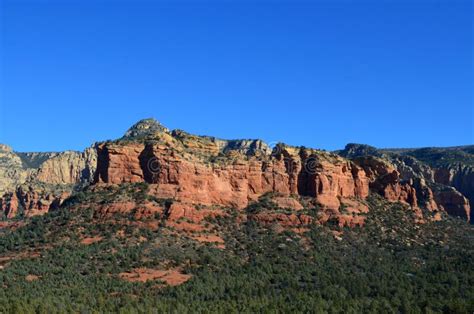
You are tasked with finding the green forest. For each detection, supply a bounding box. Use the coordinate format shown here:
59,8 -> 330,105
0,190 -> 473,313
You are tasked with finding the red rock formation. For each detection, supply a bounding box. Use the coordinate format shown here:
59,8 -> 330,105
354,157 -> 417,207
434,166 -> 474,222
249,203 -> 366,229
94,201 -> 136,218
18,187 -> 70,217
307,158 -> 369,209
95,143 -> 370,213
0,187 -> 70,218
433,189 -> 470,222
273,197 -> 304,210
166,202 -> 224,223
352,156 -> 473,222
249,213 -> 314,227
91,200 -> 165,220
95,143 -> 145,184
2,119 -> 470,227
413,179 -> 439,211
336,215 -> 366,228
0,144 -> 97,219
0,192 -> 19,219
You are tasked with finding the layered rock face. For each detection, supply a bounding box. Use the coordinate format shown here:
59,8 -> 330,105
434,165 -> 474,220
89,120 -> 376,228
339,144 -> 472,222
1,119 -> 472,225
92,119 -> 465,227
432,187 -> 470,221
95,143 -> 144,184
0,146 -> 97,218
0,145 -> 28,196
0,186 -> 71,218
94,140 -> 369,211
35,149 -> 97,184
353,157 -> 418,207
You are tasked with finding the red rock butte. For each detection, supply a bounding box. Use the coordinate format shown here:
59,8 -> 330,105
0,118 -> 471,227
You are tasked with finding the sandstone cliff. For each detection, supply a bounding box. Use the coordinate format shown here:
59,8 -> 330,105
0,144 -> 28,195
1,119 -> 472,225
338,144 -> 472,222
94,140 -> 369,211
0,145 -> 97,218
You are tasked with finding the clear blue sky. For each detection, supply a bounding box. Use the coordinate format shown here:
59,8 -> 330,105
0,0 -> 472,152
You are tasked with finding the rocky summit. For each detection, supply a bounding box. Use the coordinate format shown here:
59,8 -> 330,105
0,119 -> 473,312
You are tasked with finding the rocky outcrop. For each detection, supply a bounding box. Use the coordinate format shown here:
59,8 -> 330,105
353,157 -> 417,207
35,148 -> 97,184
15,186 -> 70,217
0,144 -> 12,152
92,201 -> 163,220
432,187 -> 470,222
166,202 -> 224,223
2,120 -> 472,225
172,129 -> 272,157
248,197 -> 368,229
0,192 -> 20,219
122,118 -> 170,140
339,144 -> 473,222
272,197 -> 304,211
0,185 -> 70,218
0,145 -> 97,218
95,140 -> 369,212
89,121 -> 473,225
0,145 -> 28,196
337,143 -> 382,159
434,165 -> 474,221
352,156 -> 473,221
305,155 -> 369,209
95,143 -> 145,184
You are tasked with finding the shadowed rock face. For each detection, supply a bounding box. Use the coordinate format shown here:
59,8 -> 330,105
95,143 -> 144,184
0,120 -> 472,224
338,144 -> 473,222
353,156 -> 418,207
434,166 -> 474,220
433,187 -> 470,221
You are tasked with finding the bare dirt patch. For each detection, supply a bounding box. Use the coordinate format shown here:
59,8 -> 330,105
167,221 -> 205,232
0,250 -> 42,269
119,267 -> 192,286
80,236 -> 103,245
25,274 -> 41,282
191,234 -> 225,249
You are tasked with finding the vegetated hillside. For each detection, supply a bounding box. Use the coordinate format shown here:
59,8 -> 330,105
338,144 -> 474,163
383,146 -> 474,167
0,119 -> 473,312
0,183 -> 472,313
339,144 -> 474,167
